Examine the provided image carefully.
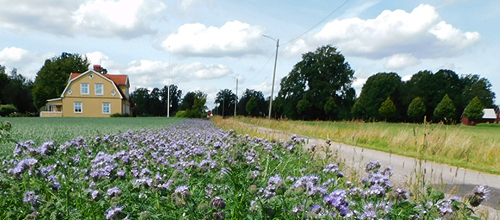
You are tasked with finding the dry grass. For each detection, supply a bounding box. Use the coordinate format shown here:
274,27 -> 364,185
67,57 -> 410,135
220,117 -> 500,175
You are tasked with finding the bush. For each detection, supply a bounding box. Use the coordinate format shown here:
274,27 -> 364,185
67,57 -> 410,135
110,113 -> 130,117
175,109 -> 207,119
0,104 -> 18,117
8,112 -> 27,117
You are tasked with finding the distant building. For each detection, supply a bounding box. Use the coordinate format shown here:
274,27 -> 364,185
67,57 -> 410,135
40,65 -> 132,117
462,108 -> 500,126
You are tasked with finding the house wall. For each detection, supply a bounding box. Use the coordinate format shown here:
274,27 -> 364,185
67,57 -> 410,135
62,72 -> 124,117
62,97 -> 122,117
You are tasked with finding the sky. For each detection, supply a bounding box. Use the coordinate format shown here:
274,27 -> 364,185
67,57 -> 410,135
1,0 -> 499,109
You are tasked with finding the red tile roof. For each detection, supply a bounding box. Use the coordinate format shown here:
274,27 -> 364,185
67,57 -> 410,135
70,72 -> 128,85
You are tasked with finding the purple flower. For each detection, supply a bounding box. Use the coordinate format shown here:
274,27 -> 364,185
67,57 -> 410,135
23,191 -> 40,204
105,206 -> 123,220
467,185 -> 490,207
107,187 -> 122,197
324,163 -> 339,173
364,160 -> 381,173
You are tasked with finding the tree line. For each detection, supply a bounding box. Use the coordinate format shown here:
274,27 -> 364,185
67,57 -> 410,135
0,49 -> 496,122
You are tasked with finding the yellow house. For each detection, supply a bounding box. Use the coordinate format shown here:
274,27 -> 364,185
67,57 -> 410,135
40,65 -> 131,117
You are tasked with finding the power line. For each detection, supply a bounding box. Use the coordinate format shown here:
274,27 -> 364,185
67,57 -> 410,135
283,0 -> 350,47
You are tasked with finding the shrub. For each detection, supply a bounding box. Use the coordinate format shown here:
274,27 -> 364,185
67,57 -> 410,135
0,104 -> 18,117
110,113 -> 130,117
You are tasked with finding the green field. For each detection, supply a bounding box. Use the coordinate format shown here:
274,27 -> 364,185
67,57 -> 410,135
0,117 -> 185,156
230,117 -> 500,175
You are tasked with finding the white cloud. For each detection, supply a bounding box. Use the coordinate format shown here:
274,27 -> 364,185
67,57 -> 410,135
384,54 -> 421,70
0,47 -> 29,63
0,0 -> 166,38
122,59 -> 233,89
162,21 -> 265,57
173,62 -> 232,80
284,4 -> 480,59
72,0 -> 167,38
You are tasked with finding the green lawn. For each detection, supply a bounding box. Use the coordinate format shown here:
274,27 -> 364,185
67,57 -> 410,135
0,117 -> 185,156
233,117 -> 500,174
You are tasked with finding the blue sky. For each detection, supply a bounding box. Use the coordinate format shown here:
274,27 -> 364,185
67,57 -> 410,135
1,0 -> 499,109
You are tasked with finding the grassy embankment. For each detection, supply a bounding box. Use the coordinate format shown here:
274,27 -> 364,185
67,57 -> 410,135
212,116 -> 500,175
0,117 -> 185,156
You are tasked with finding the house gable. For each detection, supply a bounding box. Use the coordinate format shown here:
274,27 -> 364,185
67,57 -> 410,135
61,70 -> 124,99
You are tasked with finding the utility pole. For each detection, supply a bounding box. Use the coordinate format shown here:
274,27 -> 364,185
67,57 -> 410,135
167,46 -> 170,117
234,78 -> 238,117
263,35 -> 279,120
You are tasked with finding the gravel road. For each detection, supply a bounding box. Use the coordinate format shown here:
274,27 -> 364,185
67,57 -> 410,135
240,122 -> 500,219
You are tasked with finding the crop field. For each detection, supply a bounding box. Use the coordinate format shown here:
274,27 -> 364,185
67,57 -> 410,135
0,118 -> 491,219
0,117 -> 185,156
230,117 -> 500,175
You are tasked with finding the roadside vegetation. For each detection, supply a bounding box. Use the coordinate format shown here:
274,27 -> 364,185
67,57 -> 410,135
225,117 -> 500,175
0,119 -> 491,219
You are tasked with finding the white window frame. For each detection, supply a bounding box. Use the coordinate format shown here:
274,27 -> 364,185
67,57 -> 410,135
74,102 -> 82,113
95,83 -> 103,95
81,83 -> 89,95
102,103 -> 110,114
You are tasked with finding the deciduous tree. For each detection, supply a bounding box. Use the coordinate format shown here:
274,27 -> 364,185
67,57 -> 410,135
276,45 -> 355,120
352,72 -> 402,120
407,97 -> 426,122
32,53 -> 90,110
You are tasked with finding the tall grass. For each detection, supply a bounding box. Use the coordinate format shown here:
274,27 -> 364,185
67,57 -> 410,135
228,117 -> 500,175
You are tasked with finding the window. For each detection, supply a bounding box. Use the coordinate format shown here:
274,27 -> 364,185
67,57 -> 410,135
102,103 -> 110,114
95,84 -> 103,95
81,83 -> 89,95
74,102 -> 82,113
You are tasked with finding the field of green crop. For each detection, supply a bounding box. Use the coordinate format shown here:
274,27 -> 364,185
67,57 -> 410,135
0,118 -> 490,219
231,117 -> 500,175
0,117 -> 185,156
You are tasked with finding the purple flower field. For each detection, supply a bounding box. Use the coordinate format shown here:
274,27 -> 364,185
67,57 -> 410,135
0,119 -> 489,219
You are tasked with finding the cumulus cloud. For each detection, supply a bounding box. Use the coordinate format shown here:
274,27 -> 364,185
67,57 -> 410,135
72,0 -> 167,38
0,47 -> 29,63
122,59 -> 232,88
0,0 -> 166,38
0,0 -> 77,34
384,54 -> 421,70
162,21 -> 265,57
284,4 -> 480,59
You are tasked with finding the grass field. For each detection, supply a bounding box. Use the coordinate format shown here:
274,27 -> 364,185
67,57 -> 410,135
224,117 -> 500,175
0,117 -> 185,156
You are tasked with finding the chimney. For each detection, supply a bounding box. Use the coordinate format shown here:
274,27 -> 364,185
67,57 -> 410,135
93,64 -> 101,73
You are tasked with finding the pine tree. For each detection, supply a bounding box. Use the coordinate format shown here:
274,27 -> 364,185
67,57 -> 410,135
379,97 -> 397,121
463,96 -> 484,121
433,94 -> 456,123
407,97 -> 426,122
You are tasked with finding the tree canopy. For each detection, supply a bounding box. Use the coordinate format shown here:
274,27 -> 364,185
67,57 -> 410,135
463,96 -> 484,121
214,89 -> 237,117
379,97 -> 397,121
407,97 -> 426,122
32,53 -> 90,110
237,89 -> 267,117
276,45 -> 355,120
0,66 -> 36,113
352,72 -> 402,121
433,94 -> 456,124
